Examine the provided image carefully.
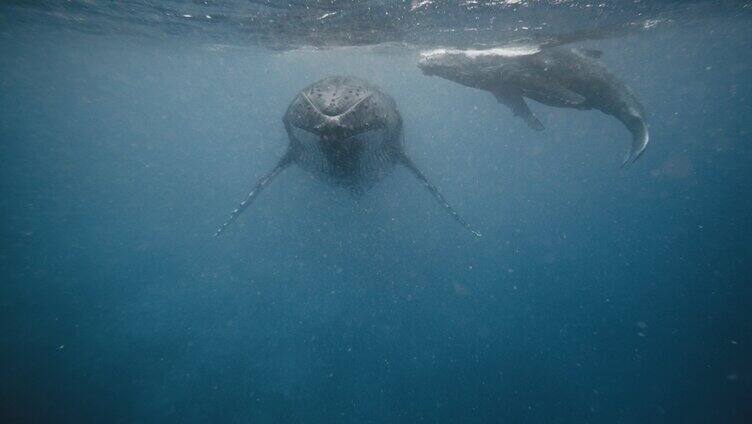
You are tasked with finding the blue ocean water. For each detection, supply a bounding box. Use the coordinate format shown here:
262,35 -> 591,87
1,1 -> 751,422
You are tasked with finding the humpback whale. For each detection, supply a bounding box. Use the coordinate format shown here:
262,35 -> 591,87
418,46 -> 649,167
216,76 -> 480,237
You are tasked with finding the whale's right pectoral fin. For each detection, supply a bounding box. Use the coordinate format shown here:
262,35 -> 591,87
214,151 -> 294,237
493,90 -> 545,131
398,153 -> 482,237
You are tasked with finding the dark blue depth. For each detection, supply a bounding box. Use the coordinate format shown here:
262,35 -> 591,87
1,5 -> 751,423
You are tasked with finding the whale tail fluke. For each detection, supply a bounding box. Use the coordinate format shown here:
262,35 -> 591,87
619,110 -> 649,168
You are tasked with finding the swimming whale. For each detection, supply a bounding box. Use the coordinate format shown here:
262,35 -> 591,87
418,46 -> 649,167
215,76 -> 480,237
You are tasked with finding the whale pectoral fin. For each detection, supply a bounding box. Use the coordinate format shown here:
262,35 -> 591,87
214,151 -> 294,237
620,114 -> 649,168
521,81 -> 586,107
398,154 -> 482,237
498,68 -> 585,107
493,90 -> 545,131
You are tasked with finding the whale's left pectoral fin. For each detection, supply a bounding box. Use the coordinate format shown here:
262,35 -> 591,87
398,153 -> 482,237
214,151 -> 294,237
498,67 -> 585,107
493,90 -> 545,131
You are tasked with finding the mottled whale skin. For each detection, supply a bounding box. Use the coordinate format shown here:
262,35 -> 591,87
418,46 -> 649,167
216,76 -> 480,237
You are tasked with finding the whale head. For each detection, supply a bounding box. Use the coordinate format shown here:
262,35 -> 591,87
283,75 -> 392,141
